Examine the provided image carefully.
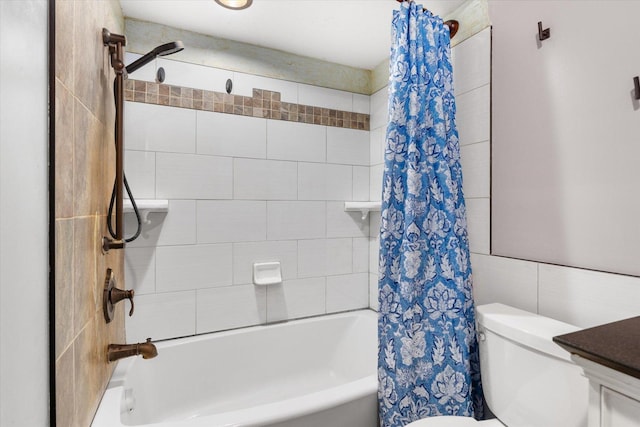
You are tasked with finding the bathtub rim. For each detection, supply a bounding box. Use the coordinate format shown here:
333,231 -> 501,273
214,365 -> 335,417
110,308 -> 377,388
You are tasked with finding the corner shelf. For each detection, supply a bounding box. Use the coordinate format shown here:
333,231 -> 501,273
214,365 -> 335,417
123,199 -> 169,224
344,201 -> 382,220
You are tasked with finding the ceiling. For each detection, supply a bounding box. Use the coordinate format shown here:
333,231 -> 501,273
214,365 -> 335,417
119,0 -> 465,70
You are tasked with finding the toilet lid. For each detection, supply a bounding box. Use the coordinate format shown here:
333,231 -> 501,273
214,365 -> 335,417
405,416 -> 479,426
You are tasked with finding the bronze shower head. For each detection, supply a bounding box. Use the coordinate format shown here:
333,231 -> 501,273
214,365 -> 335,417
125,41 -> 184,75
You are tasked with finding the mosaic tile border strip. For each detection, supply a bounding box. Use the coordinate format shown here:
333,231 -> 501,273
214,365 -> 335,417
125,80 -> 370,131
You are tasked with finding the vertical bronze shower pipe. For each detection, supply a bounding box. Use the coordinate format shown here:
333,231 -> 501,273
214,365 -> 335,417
103,29 -> 126,251
114,64 -> 124,242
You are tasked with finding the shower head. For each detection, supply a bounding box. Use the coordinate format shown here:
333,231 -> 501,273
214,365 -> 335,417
156,41 -> 185,57
125,41 -> 184,75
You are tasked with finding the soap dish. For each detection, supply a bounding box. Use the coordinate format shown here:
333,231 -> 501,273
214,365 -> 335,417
253,261 -> 282,286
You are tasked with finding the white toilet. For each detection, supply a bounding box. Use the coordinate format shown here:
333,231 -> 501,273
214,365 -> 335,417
406,303 -> 589,427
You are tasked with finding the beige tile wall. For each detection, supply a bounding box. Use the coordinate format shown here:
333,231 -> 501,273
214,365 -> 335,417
54,1 -> 126,426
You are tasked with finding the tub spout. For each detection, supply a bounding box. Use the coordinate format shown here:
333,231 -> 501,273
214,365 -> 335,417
108,338 -> 158,362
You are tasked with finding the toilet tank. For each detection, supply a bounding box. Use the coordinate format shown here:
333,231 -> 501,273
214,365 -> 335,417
477,303 -> 588,427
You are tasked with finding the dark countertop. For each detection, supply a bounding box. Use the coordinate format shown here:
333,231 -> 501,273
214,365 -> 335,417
553,316 -> 640,380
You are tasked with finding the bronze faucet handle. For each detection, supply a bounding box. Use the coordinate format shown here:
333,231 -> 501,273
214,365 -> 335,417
103,268 -> 135,323
111,287 -> 135,316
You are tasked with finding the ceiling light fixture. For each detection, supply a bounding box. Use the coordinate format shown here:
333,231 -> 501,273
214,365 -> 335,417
214,0 -> 253,10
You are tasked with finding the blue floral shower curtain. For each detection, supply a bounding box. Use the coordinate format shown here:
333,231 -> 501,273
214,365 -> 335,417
377,3 -> 483,426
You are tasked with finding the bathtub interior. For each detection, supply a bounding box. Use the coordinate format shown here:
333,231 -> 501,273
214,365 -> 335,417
117,311 -> 377,426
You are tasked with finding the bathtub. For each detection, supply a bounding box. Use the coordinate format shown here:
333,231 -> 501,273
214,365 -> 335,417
92,310 -> 378,427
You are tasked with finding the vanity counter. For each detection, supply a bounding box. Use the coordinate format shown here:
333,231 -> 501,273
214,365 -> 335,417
553,316 -> 640,380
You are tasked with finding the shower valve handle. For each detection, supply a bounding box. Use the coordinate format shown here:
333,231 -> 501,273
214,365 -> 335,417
103,268 -> 134,323
110,287 -> 135,317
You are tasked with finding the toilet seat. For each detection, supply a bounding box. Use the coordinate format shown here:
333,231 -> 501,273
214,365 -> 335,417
405,416 -> 505,426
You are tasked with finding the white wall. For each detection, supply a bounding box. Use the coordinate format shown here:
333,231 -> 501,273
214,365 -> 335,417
460,13 -> 640,329
0,1 -> 50,425
491,1 -> 640,277
123,63 -> 372,341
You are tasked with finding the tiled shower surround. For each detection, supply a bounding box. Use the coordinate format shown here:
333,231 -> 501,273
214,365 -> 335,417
54,1 -> 126,426
123,71 -> 373,341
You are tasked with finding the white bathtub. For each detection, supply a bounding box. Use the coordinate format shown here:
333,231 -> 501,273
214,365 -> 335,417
92,310 -> 378,427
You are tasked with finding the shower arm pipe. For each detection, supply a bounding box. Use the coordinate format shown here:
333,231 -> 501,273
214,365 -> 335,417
394,0 -> 459,38
102,28 -> 126,251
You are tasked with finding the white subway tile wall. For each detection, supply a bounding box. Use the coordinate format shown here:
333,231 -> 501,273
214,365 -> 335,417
538,265 -> 640,328
196,112 -> 267,159
124,68 -> 373,339
470,254 -> 539,313
460,141 -> 490,199
352,237 -> 370,274
155,244 -> 232,292
127,291 -> 197,342
326,127 -> 370,166
298,163 -> 353,201
369,164 -> 384,202
353,166 -> 370,202
326,201 -> 369,238
266,278 -> 326,323
124,247 -> 156,296
298,239 -> 329,278
233,159 -> 297,200
369,273 -> 379,311
196,200 -> 267,243
298,83 -> 353,111
369,127 -> 385,167
153,200 -> 198,246
452,28 -> 491,97
125,103 -> 196,153
266,201 -> 326,241
155,153 -> 233,199
124,200 -> 197,248
266,120 -> 326,163
369,87 -> 388,131
466,198 -> 490,255
367,85 -> 387,311
452,28 -> 492,262
353,94 -> 371,115
326,273 -> 369,313
456,84 -> 490,146
124,150 -> 156,199
196,285 -> 267,333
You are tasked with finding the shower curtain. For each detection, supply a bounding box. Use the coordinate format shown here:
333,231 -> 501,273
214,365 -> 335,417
377,3 -> 483,426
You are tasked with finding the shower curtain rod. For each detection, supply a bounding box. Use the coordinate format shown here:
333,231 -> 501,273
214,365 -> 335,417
395,0 -> 459,38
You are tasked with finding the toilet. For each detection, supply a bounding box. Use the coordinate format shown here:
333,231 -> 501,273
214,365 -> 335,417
406,303 -> 589,427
